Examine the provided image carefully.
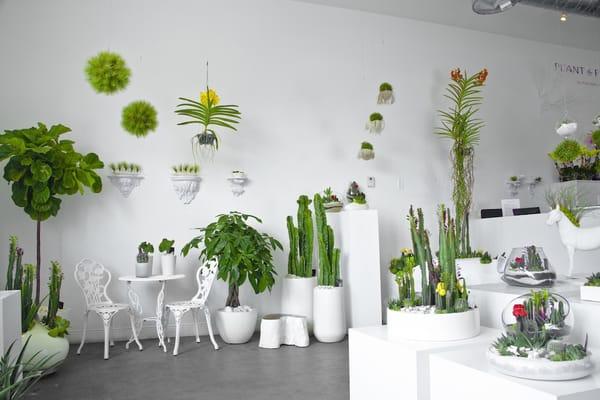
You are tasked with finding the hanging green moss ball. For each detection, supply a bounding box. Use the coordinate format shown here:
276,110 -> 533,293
85,51 -> 131,94
121,101 -> 158,137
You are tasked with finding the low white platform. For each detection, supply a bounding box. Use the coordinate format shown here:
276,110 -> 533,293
258,314 -> 309,349
430,343 -> 600,400
349,325 -> 499,400
0,290 -> 21,357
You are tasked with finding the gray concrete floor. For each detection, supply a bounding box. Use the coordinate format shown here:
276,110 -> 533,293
26,334 -> 349,400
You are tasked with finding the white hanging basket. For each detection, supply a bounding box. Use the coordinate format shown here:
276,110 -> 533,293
108,173 -> 144,198
170,175 -> 201,204
556,121 -> 578,137
377,89 -> 395,105
358,148 -> 375,160
365,119 -> 385,134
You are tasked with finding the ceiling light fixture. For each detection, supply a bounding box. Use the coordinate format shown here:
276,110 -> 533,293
560,12 -> 568,22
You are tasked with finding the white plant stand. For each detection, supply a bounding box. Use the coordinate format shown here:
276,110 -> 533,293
119,274 -> 185,352
258,314 -> 309,349
0,291 -> 21,357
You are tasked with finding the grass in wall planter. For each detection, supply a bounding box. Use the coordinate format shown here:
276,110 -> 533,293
85,51 -> 130,94
121,100 -> 158,137
107,162 -> 144,198
170,164 -> 201,204
182,212 -> 282,344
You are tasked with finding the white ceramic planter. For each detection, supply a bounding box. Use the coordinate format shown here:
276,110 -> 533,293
281,275 -> 317,331
581,285 -> 600,302
227,176 -> 248,197
456,257 -> 499,285
313,286 -> 346,343
365,119 -> 385,134
21,322 -> 69,371
387,307 -> 480,341
215,307 -> 257,344
161,253 -> 176,276
108,173 -> 143,198
556,121 -> 578,136
358,148 -> 375,160
377,90 -> 394,104
135,262 -> 152,278
324,201 -> 343,213
344,203 -> 369,211
171,175 -> 201,204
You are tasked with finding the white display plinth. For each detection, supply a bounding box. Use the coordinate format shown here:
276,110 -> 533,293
0,290 -> 21,357
430,343 -> 600,400
349,326 -> 499,400
328,210 -> 382,328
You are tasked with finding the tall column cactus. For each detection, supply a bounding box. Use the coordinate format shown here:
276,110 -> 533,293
5,235 -> 23,291
314,194 -> 341,286
408,206 -> 435,305
44,261 -> 64,330
286,195 -> 314,277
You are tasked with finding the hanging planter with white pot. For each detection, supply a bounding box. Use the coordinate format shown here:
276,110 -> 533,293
170,164 -> 201,204
365,112 -> 384,134
377,82 -> 395,104
358,141 -> 375,160
107,162 -> 144,198
556,119 -> 578,137
227,170 -> 248,196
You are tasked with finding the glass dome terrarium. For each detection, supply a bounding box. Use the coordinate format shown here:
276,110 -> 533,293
499,245 -> 556,287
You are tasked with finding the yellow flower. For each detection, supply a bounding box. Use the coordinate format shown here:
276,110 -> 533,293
436,282 -> 447,297
200,89 -> 220,106
457,280 -> 464,293
401,248 -> 413,256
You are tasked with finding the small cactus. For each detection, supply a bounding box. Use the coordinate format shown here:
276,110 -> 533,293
314,194 -> 341,286
137,250 -> 149,263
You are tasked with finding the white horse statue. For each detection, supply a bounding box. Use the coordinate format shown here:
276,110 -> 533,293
546,205 -> 600,277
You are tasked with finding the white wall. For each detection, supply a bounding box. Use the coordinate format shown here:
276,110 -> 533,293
1,0 -> 599,342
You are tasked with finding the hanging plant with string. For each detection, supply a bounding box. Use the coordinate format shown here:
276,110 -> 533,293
365,112 -> 385,134
175,65 -> 242,159
377,82 -> 395,104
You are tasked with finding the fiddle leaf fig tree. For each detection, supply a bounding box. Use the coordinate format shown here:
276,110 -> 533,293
182,212 -> 282,308
0,123 -> 104,304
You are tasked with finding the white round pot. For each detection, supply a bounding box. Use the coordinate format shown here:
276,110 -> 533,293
135,262 -> 152,278
556,121 -> 578,136
161,253 -> 176,276
343,202 -> 369,211
21,322 -> 69,371
313,286 -> 346,343
215,307 -> 257,344
281,275 -> 317,331
456,257 -> 499,285
387,307 -> 480,341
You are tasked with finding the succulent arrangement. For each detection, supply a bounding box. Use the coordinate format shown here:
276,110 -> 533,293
358,141 -> 375,160
388,248 -> 417,309
509,246 -> 546,272
121,100 -> 158,138
171,163 -> 200,176
109,162 -> 143,175
346,181 -> 366,205
137,242 -> 152,264
377,82 -> 394,104
584,272 -> 600,287
314,194 -> 341,287
548,138 -> 599,181
85,51 -> 131,94
322,187 -> 343,212
501,246 -> 556,287
286,195 -> 314,278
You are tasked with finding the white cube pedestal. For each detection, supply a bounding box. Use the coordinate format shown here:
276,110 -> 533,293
430,343 -> 600,400
349,326 -> 499,400
0,290 -> 21,357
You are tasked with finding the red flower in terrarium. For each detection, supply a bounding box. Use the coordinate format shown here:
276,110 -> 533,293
512,304 -> 528,318
515,257 -> 524,264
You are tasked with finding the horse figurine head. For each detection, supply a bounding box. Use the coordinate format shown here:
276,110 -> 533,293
546,204 -> 563,226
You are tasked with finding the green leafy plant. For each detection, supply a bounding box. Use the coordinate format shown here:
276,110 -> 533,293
0,337 -> 52,400
0,123 -> 103,304
550,343 -> 588,361
171,164 -> 200,176
314,194 -> 341,286
361,142 -> 373,150
592,130 -> 600,149
509,175 -> 518,182
182,212 -> 282,308
545,187 -> 585,227
85,51 -> 130,94
584,272 -> 600,287
435,68 -> 488,258
479,251 -> 492,264
549,139 -> 599,181
121,100 -> 158,138
322,187 -> 340,204
379,82 -> 393,91
369,112 -> 383,122
159,238 -> 175,254
109,162 -> 142,174
136,249 -> 149,264
286,195 -> 314,278
352,193 -> 366,204
492,331 -> 550,357
549,139 -> 582,163
138,241 -> 154,254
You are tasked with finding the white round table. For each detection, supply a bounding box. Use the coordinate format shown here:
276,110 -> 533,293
119,274 -> 185,352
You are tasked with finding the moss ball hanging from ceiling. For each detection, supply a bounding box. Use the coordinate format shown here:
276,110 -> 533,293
85,51 -> 131,94
121,100 -> 158,137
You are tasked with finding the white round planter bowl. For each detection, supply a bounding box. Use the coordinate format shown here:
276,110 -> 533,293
313,286 -> 346,343
281,275 -> 317,331
135,262 -> 152,278
456,257 -> 499,285
215,308 -> 258,344
556,122 -> 578,136
21,322 -> 69,371
161,254 -> 176,276
387,307 -> 480,341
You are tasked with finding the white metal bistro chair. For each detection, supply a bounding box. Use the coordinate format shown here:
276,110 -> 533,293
165,258 -> 219,355
74,259 -> 143,359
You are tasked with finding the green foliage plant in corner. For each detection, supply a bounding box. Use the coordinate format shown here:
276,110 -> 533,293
122,100 -> 158,137
85,51 -> 131,94
0,123 -> 103,304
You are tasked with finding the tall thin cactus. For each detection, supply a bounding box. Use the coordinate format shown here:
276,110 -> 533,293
44,261 -> 64,330
314,194 -> 341,286
408,206 -> 435,305
21,264 -> 37,333
5,236 -> 24,292
286,195 -> 314,277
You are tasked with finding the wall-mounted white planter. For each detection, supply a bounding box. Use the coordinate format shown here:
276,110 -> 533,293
170,175 -> 201,204
227,173 -> 248,197
377,90 -> 394,105
281,275 -> 317,331
344,202 -> 369,211
556,121 -> 578,137
313,286 -> 346,343
581,285 -> 600,302
161,253 -> 176,276
215,306 -> 257,344
108,173 -> 144,198
365,120 -> 384,134
358,148 -> 375,160
387,307 -> 480,341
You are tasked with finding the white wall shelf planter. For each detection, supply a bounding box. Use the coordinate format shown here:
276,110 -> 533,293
170,175 -> 201,204
108,173 -> 144,198
227,173 -> 248,197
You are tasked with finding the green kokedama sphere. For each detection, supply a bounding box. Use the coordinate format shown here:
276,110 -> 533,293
85,51 -> 131,94
121,101 -> 158,137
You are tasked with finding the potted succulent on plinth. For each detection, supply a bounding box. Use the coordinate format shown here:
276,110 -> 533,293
170,164 -> 201,204
365,112 -> 384,134
377,82 -> 395,104
159,238 -> 176,276
312,194 -> 346,343
386,205 -> 480,342
548,139 -> 599,182
322,187 -> 343,213
136,242 -> 153,278
108,162 -> 143,198
344,181 -> 368,211
182,212 -> 282,344
498,245 -> 556,287
581,272 -> 600,302
282,195 -> 318,330
358,141 -> 375,160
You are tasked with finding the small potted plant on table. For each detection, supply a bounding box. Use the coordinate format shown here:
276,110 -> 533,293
136,242 -> 154,277
182,212 -> 282,344
159,238 -> 176,276
581,273 -> 600,302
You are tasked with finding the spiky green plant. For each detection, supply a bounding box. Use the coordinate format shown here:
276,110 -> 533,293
549,139 -> 583,164
545,187 -> 585,227
592,130 -> 600,149
585,272 -> 600,287
369,112 -> 383,121
171,164 -> 200,175
85,51 -> 130,94
43,261 -> 69,338
109,162 -> 142,174
5,236 -> 19,291
314,194 -> 341,286
286,195 -> 314,277
389,250 -> 418,307
408,206 -> 435,306
121,101 -> 158,137
20,265 -> 37,334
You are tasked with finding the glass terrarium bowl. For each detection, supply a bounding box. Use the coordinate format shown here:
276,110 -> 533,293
501,291 -> 573,339
499,246 -> 556,287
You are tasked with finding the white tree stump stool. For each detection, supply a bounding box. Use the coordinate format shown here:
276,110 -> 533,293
259,314 -> 309,349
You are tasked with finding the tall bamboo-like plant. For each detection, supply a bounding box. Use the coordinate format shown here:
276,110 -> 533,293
314,194 -> 341,287
408,206 -> 436,305
435,68 -> 488,257
286,195 -> 314,277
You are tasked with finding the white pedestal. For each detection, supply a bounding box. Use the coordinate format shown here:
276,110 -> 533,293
0,290 -> 21,357
430,343 -> 600,400
258,314 -> 309,349
328,210 -> 382,328
349,326 -> 499,400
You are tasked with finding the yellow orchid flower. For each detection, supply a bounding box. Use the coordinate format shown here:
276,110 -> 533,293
200,88 -> 220,106
436,282 -> 447,297
457,280 -> 465,293
401,248 -> 413,256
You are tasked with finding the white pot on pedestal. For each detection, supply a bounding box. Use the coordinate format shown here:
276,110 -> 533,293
343,202 -> 369,211
456,257 -> 499,285
215,307 -> 257,344
281,275 -> 317,331
313,286 -> 346,343
161,253 -> 176,276
387,307 -> 480,341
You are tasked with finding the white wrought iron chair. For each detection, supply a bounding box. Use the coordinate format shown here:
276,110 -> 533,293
74,259 -> 143,359
165,258 -> 219,355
